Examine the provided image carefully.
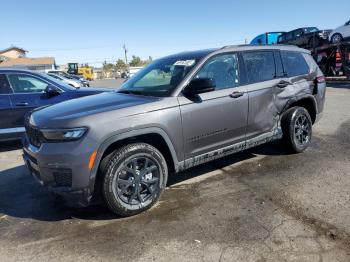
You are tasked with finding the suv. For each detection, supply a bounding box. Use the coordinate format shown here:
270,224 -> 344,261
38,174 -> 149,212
23,45 -> 326,216
278,27 -> 331,48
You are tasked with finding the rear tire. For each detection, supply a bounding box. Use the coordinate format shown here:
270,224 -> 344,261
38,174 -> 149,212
281,107 -> 312,153
331,33 -> 343,44
101,143 -> 168,217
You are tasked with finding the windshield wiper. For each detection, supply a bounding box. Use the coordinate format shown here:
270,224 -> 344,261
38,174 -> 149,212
117,90 -> 143,95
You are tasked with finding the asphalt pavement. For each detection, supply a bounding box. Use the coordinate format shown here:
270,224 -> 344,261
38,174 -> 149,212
0,82 -> 349,262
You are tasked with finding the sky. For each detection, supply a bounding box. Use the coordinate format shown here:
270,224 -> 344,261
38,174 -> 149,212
1,0 -> 349,67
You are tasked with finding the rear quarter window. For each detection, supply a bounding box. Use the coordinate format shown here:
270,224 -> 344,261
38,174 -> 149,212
281,51 -> 309,77
0,74 -> 12,94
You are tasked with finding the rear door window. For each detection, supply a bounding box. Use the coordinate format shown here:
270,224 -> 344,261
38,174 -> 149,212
242,51 -> 276,83
281,51 -> 309,77
0,74 -> 12,94
278,35 -> 284,43
294,29 -> 303,38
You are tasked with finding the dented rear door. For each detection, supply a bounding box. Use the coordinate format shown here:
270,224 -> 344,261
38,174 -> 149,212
242,50 -> 292,141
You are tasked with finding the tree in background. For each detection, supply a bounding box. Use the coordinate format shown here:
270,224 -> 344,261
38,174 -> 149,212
102,60 -> 114,72
129,55 -> 153,67
145,56 -> 153,64
115,59 -> 128,72
129,55 -> 143,67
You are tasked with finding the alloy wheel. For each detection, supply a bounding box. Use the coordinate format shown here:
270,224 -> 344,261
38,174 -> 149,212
294,114 -> 311,145
113,157 -> 160,205
332,34 -> 342,44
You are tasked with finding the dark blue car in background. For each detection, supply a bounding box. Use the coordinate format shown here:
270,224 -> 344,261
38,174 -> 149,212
0,68 -> 108,141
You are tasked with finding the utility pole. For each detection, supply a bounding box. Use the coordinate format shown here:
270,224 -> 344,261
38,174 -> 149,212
123,44 -> 128,64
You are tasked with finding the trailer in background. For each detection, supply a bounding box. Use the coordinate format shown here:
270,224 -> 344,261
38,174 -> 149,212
311,41 -> 350,80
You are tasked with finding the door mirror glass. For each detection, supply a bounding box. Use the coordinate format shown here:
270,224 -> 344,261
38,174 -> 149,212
183,78 -> 215,96
45,86 -> 60,97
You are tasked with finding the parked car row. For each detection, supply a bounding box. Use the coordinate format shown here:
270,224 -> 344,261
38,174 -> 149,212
47,70 -> 90,87
0,68 -> 107,141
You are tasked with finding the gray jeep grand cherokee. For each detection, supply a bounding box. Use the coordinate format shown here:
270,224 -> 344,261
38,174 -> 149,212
23,45 -> 326,216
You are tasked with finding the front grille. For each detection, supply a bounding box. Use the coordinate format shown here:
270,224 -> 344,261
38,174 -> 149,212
52,168 -> 72,187
25,124 -> 43,148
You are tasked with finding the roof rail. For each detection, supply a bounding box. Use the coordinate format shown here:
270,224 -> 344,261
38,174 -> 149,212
221,44 -> 251,49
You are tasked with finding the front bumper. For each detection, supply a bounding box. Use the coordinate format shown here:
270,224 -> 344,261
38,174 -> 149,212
22,134 -> 97,206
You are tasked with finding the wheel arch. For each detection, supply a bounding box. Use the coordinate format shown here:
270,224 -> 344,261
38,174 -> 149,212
282,95 -> 318,124
89,127 -> 180,197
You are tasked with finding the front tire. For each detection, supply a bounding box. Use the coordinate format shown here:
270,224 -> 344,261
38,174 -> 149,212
281,107 -> 312,153
101,143 -> 168,217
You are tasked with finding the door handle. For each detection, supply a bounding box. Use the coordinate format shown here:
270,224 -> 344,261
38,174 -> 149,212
15,102 -> 29,107
229,91 -> 244,98
276,80 -> 291,88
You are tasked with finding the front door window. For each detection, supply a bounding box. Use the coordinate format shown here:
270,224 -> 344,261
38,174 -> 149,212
7,74 -> 49,93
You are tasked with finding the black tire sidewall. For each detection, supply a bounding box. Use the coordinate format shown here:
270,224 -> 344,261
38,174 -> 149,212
286,107 -> 312,153
332,33 -> 343,44
102,143 -> 168,216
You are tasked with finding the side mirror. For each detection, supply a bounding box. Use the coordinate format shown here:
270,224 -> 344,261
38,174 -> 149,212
183,78 -> 215,96
45,86 -> 60,97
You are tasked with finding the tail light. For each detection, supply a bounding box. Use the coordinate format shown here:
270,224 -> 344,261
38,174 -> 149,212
336,49 -> 341,61
316,76 -> 326,83
313,76 -> 325,95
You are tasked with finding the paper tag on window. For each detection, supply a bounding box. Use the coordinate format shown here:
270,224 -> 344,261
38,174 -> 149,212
174,60 -> 195,66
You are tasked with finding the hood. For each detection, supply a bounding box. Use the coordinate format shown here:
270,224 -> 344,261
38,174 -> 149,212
30,92 -> 160,128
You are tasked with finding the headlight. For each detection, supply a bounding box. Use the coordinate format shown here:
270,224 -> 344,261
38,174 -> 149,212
41,127 -> 88,142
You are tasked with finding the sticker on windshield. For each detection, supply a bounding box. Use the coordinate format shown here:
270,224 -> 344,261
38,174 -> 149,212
174,60 -> 196,66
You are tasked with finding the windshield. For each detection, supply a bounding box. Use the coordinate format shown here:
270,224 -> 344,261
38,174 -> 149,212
118,57 -> 199,97
304,27 -> 319,33
38,73 -> 76,90
59,71 -> 74,79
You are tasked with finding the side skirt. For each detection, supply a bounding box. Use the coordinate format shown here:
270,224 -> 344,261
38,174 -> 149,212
179,128 -> 282,171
